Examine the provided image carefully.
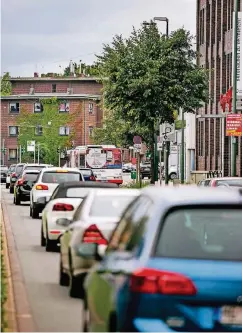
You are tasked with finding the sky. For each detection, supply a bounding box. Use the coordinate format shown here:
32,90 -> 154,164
1,0 -> 196,77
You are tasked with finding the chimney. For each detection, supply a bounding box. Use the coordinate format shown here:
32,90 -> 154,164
34,72 -> 39,77
69,60 -> 74,77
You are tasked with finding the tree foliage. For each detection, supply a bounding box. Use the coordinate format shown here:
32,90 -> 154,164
96,22 -> 208,143
16,98 -> 82,165
1,72 -> 12,96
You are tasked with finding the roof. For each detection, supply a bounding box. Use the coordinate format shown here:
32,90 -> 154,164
23,169 -> 40,173
142,186 -> 242,205
56,181 -> 118,189
1,93 -> 101,101
10,77 -> 101,82
41,167 -> 80,172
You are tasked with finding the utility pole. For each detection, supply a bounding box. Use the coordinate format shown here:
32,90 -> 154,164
2,139 -> 5,165
164,141 -> 170,185
58,147 -> 61,167
180,109 -> 185,184
231,0 -> 239,176
37,144 -> 40,164
19,145 -> 22,163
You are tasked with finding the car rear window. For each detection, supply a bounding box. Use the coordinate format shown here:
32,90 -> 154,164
90,195 -> 136,218
80,169 -> 92,176
216,179 -> 242,187
66,187 -> 91,198
155,208 -> 242,261
16,165 -> 24,174
42,171 -> 82,183
25,166 -> 47,171
24,173 -> 39,181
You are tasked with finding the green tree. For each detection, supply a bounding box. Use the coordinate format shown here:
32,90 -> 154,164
1,72 -> 12,96
96,22 -> 208,182
16,98 -> 81,165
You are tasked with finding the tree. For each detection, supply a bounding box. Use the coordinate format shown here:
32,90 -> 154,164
1,72 -> 12,96
16,98 -> 82,165
96,22 -> 209,182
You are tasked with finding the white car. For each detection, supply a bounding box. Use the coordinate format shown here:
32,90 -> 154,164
30,167 -> 84,219
41,182 -> 117,252
59,188 -> 140,298
22,163 -> 53,173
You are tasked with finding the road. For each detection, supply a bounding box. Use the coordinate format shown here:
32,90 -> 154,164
1,186 -> 83,332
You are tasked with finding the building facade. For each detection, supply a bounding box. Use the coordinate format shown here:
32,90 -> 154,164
1,75 -> 103,165
196,0 -> 242,177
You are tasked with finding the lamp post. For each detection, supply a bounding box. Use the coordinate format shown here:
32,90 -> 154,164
231,0 -> 239,176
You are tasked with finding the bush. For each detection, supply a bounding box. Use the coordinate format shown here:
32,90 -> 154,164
121,180 -> 150,189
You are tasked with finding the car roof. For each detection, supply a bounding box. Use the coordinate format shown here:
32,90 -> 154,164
94,188 -> 140,196
210,177 -> 242,181
142,186 -> 242,205
24,163 -> 50,166
23,169 -> 40,174
79,168 -> 91,170
41,167 -> 80,173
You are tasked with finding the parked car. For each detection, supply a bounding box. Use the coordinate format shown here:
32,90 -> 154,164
22,163 -> 52,174
81,186 -> 242,332
78,168 -> 96,181
0,165 -> 8,183
13,170 -> 40,205
140,161 -> 151,179
197,179 -> 206,186
59,188 -> 140,298
6,164 -> 16,189
9,163 -> 26,193
41,181 -> 117,252
122,163 -> 132,173
208,177 -> 242,188
30,167 -> 85,219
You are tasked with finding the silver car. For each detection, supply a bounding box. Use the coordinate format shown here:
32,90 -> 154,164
58,188 -> 140,298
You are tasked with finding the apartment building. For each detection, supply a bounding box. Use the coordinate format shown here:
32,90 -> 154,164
1,74 -> 103,165
196,0 -> 242,177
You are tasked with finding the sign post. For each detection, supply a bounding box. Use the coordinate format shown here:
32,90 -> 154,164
160,122 -> 175,185
133,136 -> 142,186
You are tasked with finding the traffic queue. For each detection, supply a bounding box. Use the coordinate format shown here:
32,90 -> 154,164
1,162 -> 242,332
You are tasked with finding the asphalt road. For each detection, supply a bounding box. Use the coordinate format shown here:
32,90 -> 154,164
1,186 -> 82,332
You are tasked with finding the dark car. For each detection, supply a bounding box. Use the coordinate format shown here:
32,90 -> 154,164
9,163 -> 25,194
6,164 -> 16,189
14,170 -> 40,205
79,168 -> 96,181
0,165 -> 8,183
140,161 -> 151,179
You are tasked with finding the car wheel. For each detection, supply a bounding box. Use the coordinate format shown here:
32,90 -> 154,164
59,256 -> 69,286
15,194 -> 21,205
41,224 -> 46,246
45,228 -> 57,252
6,183 -> 9,189
169,172 -> 177,180
108,312 -> 117,332
32,204 -> 39,219
81,295 -> 89,332
69,252 -> 85,299
10,186 -> 14,194
30,205 -> 32,217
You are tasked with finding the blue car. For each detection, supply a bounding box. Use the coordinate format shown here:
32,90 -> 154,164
79,168 -> 96,181
79,186 -> 242,332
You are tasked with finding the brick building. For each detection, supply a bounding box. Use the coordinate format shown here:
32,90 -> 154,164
1,75 -> 103,165
196,0 -> 242,177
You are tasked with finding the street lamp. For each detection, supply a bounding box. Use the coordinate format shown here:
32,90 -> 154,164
231,0 -> 239,176
154,17 -> 169,36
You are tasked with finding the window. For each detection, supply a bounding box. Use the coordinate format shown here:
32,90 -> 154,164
9,102 -> 20,114
88,126 -> 93,136
155,208 -> 242,261
52,84 -> 56,93
59,102 -> 70,112
66,187 -> 91,198
35,125 -> 43,136
59,126 -> 70,136
42,171 -> 82,184
9,126 -> 19,136
88,103 -> 94,114
34,102 -> 43,113
23,172 -> 39,182
9,149 -> 17,160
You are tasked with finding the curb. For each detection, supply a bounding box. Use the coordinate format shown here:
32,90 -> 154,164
1,200 -> 37,332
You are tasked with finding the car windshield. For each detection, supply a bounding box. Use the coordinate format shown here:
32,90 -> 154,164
216,179 -> 242,187
90,194 -> 135,218
80,169 -> 92,176
66,187 -> 91,198
24,173 -> 39,182
42,171 -> 82,183
155,208 -> 242,261
16,165 -> 24,174
25,166 -> 47,171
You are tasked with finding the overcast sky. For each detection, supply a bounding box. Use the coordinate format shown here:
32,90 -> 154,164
1,0 -> 196,77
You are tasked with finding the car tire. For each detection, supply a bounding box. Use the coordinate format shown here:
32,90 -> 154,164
30,206 -> 32,217
10,186 -> 14,194
69,252 -> 85,299
109,312 -> 117,332
169,172 -> 177,180
41,224 -> 46,246
81,294 -> 89,332
59,257 -> 69,286
15,195 -> 21,205
45,229 -> 57,252
32,204 -> 39,219
6,183 -> 9,189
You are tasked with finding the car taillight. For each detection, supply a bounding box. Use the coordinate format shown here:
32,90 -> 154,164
17,178 -> 24,185
130,268 -> 197,295
52,203 -> 74,211
35,184 -> 49,190
90,175 -> 96,181
82,224 -> 108,245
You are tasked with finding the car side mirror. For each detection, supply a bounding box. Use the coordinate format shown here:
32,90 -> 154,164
56,218 -> 71,226
76,243 -> 102,261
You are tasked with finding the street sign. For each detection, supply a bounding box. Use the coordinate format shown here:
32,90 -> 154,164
160,123 -> 175,141
134,143 -> 141,150
133,136 -> 142,144
226,114 -> 242,136
27,141 -> 35,152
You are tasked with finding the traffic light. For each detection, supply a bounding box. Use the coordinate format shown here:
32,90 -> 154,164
1,148 -> 7,155
57,148 -> 60,153
21,147 -> 26,154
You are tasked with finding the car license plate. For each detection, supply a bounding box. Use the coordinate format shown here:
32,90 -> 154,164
221,306 -> 242,325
